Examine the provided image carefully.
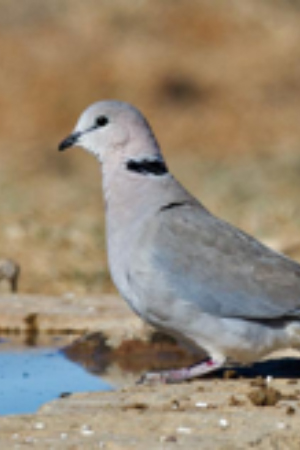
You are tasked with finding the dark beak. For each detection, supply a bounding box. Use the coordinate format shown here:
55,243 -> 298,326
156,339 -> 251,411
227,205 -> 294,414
58,132 -> 81,151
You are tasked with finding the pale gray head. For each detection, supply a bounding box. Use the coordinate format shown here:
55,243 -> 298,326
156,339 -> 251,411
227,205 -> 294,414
58,100 -> 163,165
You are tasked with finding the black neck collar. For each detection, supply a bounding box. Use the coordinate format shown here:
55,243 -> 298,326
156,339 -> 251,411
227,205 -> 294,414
126,158 -> 168,176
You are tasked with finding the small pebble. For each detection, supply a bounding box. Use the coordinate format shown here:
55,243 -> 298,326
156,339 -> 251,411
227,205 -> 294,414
195,401 -> 208,408
248,386 -> 282,406
277,422 -> 286,430
60,392 -> 71,398
286,406 -> 296,415
219,418 -> 229,429
176,426 -> 192,434
171,400 -> 180,409
80,424 -> 94,436
160,435 -> 177,443
60,433 -> 68,440
229,395 -> 243,406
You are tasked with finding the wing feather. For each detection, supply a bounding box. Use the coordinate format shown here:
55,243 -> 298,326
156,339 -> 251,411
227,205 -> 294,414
145,204 -> 300,319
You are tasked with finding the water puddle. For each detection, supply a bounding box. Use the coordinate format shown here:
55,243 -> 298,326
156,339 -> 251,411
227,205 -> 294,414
0,332 -> 197,416
0,346 -> 112,416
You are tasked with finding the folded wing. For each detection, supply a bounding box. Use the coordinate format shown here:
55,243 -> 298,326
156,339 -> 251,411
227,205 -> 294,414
147,204 -> 300,320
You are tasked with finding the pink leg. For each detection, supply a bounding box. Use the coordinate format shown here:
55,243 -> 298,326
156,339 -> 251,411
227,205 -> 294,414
137,358 -> 225,385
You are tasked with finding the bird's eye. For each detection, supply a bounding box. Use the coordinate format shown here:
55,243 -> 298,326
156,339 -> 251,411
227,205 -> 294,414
95,116 -> 109,127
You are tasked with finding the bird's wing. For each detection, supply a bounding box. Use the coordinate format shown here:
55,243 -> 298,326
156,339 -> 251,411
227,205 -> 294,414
140,203 -> 300,320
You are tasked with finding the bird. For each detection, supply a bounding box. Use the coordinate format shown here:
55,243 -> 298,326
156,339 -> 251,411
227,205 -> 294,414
59,100 -> 300,383
0,259 -> 20,292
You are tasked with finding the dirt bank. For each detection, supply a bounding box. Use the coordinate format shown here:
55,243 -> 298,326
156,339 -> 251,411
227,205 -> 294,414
1,376 -> 300,449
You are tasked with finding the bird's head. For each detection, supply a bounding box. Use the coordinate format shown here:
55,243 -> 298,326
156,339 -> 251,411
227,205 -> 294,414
58,100 -> 160,164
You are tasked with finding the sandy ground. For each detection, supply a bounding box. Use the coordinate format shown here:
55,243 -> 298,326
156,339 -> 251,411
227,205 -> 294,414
0,294 -> 300,449
2,378 -> 300,450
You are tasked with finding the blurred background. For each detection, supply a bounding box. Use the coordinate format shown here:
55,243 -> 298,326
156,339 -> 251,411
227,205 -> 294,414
1,0 -> 300,295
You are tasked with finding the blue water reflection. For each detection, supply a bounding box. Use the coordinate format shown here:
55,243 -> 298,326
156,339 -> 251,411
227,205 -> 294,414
0,348 -> 112,415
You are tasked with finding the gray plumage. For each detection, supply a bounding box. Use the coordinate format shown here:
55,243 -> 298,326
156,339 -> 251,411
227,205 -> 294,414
0,259 -> 20,292
146,204 -> 300,320
59,100 -> 300,382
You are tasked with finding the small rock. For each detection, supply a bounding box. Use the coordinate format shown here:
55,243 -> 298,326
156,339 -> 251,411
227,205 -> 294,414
219,418 -> 229,429
286,406 -> 296,415
229,395 -> 244,407
171,399 -> 180,410
160,435 -> 177,443
195,401 -> 208,408
34,422 -> 45,430
80,424 -> 94,436
248,386 -> 282,406
122,402 -> 148,411
60,392 -> 71,398
176,426 -> 192,434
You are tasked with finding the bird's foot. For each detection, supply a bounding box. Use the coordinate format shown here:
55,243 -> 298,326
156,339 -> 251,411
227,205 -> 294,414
137,358 -> 224,385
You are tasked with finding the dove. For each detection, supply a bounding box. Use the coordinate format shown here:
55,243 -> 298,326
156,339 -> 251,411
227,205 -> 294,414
59,100 -> 300,383
0,259 -> 20,292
